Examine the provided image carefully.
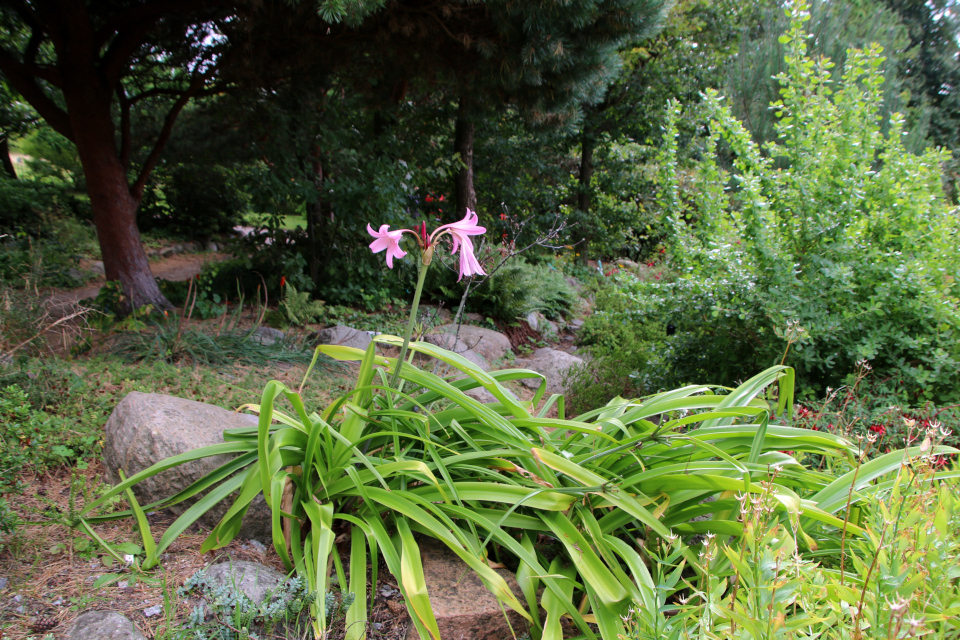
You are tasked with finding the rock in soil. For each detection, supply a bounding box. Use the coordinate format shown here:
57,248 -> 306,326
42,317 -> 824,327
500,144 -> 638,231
252,326 -> 285,346
517,347 -> 584,396
64,611 -> 147,640
404,538 -> 528,640
103,391 -> 272,540
203,559 -> 288,604
313,324 -> 373,351
425,325 -> 512,363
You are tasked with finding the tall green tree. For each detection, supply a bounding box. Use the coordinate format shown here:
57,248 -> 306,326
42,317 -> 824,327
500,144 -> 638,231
574,0 -> 749,252
0,0 -> 670,310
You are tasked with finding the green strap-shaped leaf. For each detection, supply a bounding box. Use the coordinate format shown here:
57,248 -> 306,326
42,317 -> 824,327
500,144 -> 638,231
540,511 -> 628,606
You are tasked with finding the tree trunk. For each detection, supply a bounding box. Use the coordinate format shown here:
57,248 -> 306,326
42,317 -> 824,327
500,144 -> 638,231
454,99 -> 477,217
578,122 -> 595,216
63,83 -> 170,312
0,137 -> 16,179
306,149 -> 324,284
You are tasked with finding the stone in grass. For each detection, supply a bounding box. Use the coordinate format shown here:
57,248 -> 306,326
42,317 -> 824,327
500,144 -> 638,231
517,348 -> 584,396
404,538 -> 529,640
425,325 -> 512,363
252,326 -> 285,346
203,560 -> 288,605
314,325 -> 373,351
103,392 -> 271,541
65,611 -> 147,640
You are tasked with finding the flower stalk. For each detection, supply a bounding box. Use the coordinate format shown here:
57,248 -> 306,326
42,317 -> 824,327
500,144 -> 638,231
391,256 -> 430,389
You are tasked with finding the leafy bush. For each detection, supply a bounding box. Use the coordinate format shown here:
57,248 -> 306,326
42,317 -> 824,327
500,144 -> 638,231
0,213 -> 97,289
619,3 -> 960,403
139,163 -> 247,241
425,255 -> 576,322
564,281 -> 664,414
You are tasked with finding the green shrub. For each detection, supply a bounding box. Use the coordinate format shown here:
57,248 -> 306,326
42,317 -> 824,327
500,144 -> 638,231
620,3 -> 960,403
565,281 -> 663,414
425,255 -> 576,322
0,213 -> 97,289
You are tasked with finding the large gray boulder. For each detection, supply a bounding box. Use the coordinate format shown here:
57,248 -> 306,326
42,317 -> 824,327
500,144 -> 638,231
404,538 -> 528,640
65,611 -> 146,640
425,324 -> 511,363
103,392 -> 271,540
517,348 -> 584,395
314,325 -> 372,350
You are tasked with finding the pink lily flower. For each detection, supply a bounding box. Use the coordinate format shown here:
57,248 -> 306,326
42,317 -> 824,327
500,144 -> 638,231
366,209 -> 486,281
367,223 -> 407,268
432,209 -> 486,280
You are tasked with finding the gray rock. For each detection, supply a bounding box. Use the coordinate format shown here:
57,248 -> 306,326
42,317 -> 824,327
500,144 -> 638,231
425,325 -> 511,363
142,604 -> 163,617
206,241 -> 220,252
65,611 -> 146,640
453,349 -> 491,372
518,347 -> 584,395
569,318 -> 584,331
181,242 -> 199,253
564,276 -> 581,291
464,312 -> 484,324
91,261 -> 105,275
418,304 -> 452,324
463,386 -> 498,404
103,392 -> 271,540
203,560 -> 288,605
615,258 -> 639,268
252,326 -> 285,346
404,538 -> 527,640
525,311 -> 540,332
67,267 -> 86,281
159,247 -> 175,258
314,325 -> 372,351
544,320 -> 560,337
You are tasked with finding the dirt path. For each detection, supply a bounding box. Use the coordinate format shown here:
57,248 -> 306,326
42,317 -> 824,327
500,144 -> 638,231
46,252 -> 226,310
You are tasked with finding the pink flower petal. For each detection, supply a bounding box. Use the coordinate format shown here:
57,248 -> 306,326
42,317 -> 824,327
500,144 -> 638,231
367,223 -> 408,269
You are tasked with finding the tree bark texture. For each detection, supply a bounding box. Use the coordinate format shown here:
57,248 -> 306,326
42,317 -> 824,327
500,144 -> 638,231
60,58 -> 170,311
454,99 -> 477,217
0,138 -> 17,179
306,150 -> 325,284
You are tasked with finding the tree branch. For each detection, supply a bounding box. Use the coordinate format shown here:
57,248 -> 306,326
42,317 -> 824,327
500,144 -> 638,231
0,48 -> 72,139
129,76 -> 211,200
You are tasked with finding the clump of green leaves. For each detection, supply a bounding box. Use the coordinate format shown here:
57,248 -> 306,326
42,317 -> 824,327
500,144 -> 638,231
564,281 -> 664,414
280,281 -> 325,326
426,255 -> 576,322
620,452 -> 960,639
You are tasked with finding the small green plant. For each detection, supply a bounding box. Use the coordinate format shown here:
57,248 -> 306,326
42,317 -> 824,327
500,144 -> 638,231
280,281 -> 325,326
176,569 -> 316,640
